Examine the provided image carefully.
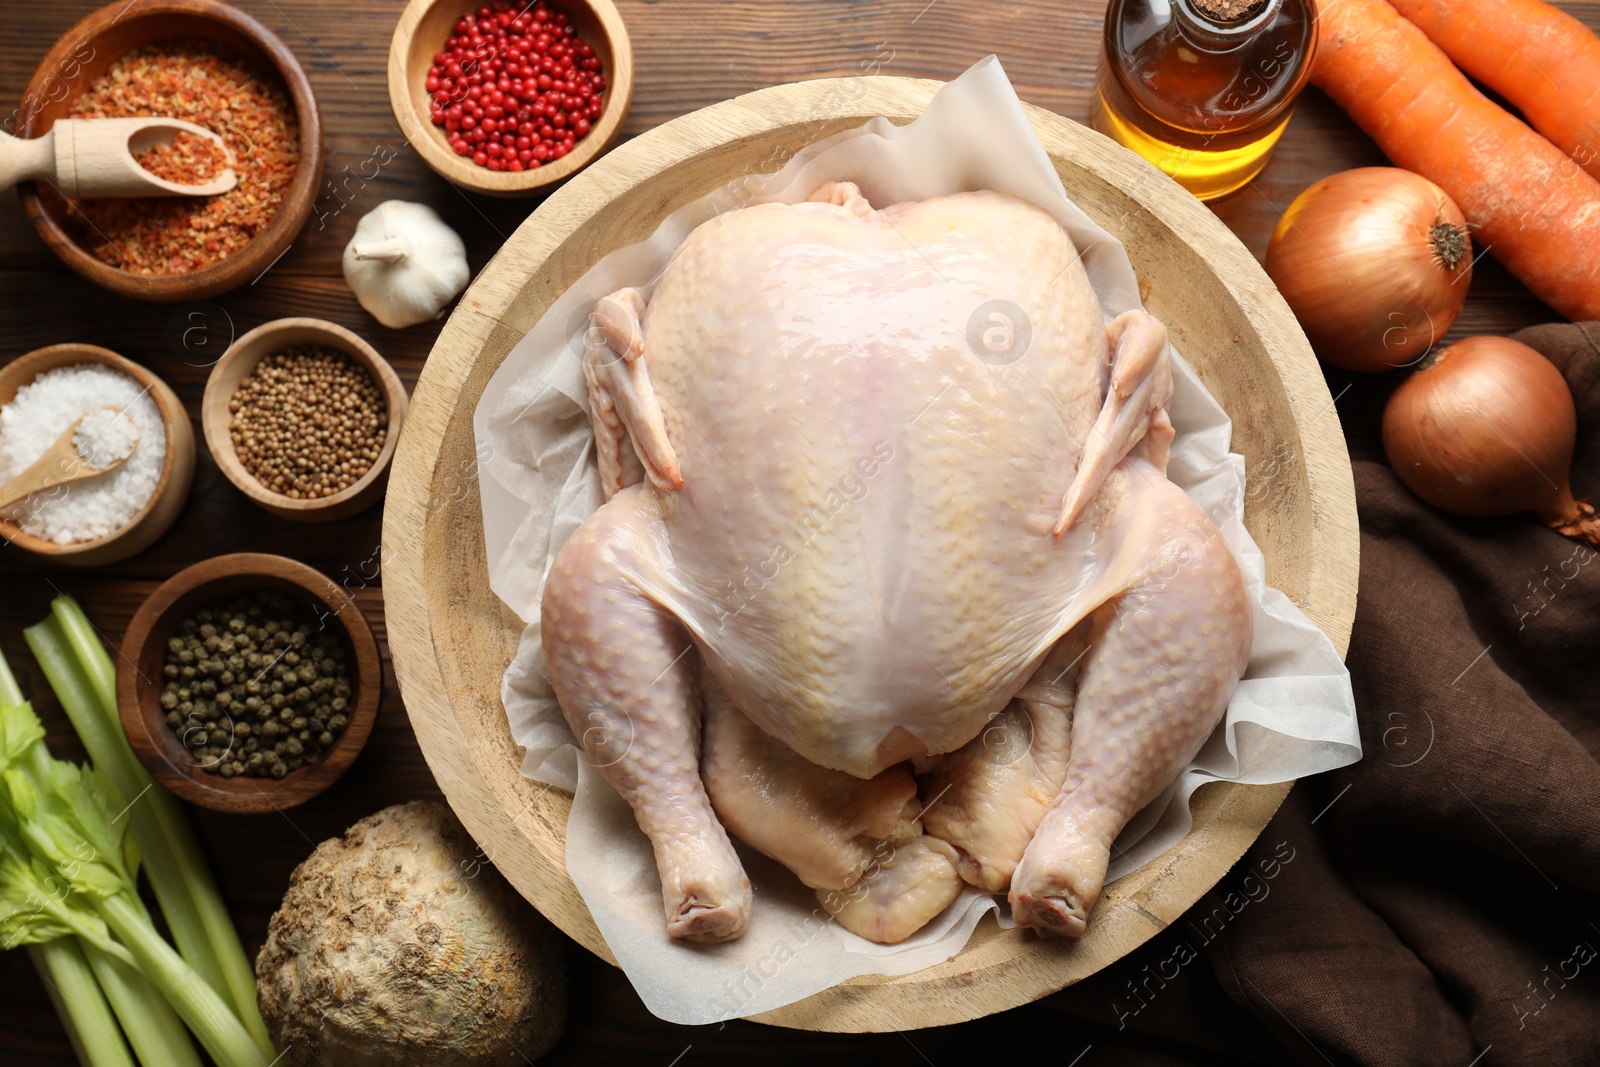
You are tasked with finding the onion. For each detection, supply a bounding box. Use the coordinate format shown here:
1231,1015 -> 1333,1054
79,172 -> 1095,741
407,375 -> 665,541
1382,335 -> 1600,544
1266,167 -> 1472,373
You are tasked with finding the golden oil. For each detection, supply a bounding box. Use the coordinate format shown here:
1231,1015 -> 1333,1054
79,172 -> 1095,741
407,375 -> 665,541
1094,0 -> 1316,201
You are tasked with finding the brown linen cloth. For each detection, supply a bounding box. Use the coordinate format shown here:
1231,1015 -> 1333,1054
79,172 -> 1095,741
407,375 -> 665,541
1046,322 -> 1600,1066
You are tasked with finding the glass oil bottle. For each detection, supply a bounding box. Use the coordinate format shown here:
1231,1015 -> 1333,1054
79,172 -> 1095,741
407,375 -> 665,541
1094,0 -> 1317,200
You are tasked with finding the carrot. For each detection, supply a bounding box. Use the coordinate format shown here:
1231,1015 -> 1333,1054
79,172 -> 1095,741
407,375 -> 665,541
1388,0 -> 1600,182
1311,0 -> 1600,322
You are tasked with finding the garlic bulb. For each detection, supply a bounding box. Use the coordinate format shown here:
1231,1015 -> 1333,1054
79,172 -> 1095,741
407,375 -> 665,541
342,201 -> 470,329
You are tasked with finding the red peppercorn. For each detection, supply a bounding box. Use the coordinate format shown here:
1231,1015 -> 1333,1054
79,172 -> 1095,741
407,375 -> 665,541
427,2 -> 605,173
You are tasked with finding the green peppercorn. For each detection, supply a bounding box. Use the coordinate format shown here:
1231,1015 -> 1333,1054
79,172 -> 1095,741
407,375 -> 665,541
158,590 -> 357,779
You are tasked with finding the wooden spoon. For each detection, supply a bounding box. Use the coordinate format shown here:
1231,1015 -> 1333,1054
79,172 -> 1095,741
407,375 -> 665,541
0,407 -> 140,510
0,118 -> 237,198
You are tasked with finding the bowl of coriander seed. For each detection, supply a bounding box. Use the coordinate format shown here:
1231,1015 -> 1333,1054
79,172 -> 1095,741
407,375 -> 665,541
201,317 -> 408,522
117,552 -> 382,812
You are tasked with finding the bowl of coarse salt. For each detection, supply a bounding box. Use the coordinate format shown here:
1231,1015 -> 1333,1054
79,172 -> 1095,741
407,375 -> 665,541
0,345 -> 195,566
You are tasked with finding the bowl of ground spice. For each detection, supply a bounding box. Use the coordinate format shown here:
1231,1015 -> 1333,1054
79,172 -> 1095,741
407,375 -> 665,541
0,343 -> 195,566
201,318 -> 408,522
389,0 -> 633,195
118,553 -> 382,812
16,0 -> 322,301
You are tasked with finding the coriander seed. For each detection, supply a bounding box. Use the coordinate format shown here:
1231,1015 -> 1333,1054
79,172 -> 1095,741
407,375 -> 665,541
228,345 -> 387,500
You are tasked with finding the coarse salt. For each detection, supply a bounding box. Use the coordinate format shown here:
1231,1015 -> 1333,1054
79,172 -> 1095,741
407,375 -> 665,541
0,364 -> 167,545
74,407 -> 140,469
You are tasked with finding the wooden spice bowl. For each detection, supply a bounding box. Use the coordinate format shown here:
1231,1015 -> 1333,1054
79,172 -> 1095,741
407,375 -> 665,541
117,553 -> 382,814
16,0 -> 323,302
0,344 -> 194,567
387,0 -> 633,196
201,318 -> 408,523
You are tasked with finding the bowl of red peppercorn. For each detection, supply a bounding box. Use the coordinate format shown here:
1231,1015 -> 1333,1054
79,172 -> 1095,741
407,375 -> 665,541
388,0 -> 633,196
16,0 -> 323,301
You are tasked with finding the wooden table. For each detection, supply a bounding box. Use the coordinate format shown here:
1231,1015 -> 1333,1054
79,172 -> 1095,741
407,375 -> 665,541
1,1 -> 1592,1063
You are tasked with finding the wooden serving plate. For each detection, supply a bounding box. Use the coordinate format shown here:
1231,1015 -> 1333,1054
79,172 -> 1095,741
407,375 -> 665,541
382,77 -> 1358,1031
117,553 -> 383,813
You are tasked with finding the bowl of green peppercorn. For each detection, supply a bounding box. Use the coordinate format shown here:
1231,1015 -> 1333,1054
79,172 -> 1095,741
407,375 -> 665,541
116,552 -> 382,812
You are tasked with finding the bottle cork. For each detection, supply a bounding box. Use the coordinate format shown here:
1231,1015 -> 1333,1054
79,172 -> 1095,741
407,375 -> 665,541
1190,0 -> 1267,21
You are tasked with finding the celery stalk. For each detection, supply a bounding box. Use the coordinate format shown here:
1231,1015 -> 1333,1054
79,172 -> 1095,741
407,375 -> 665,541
1,655 -> 270,1067
9,655 -> 135,1067
95,893 -> 267,1067
0,648 -> 22,708
83,940 -> 205,1067
52,598 -> 272,1050
24,618 -> 229,993
51,601 -> 115,718
28,940 -> 136,1067
28,604 -> 275,1056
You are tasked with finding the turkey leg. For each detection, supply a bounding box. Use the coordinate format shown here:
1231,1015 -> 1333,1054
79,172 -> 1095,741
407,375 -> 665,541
541,486 -> 751,942
1012,460 -> 1251,936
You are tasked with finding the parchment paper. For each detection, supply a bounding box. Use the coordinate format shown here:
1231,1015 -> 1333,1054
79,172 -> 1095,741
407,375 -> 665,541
475,57 -> 1362,1025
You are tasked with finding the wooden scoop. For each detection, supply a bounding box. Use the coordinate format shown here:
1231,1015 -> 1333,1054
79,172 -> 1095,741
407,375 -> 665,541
0,118 -> 237,198
0,407 -> 139,510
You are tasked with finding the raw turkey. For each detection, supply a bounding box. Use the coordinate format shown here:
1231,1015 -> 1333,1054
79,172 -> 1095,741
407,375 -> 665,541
540,181 -> 1252,945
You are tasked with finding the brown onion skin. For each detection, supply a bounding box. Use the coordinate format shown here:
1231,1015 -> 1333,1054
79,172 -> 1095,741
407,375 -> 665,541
1267,167 -> 1472,373
1382,336 -> 1576,519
